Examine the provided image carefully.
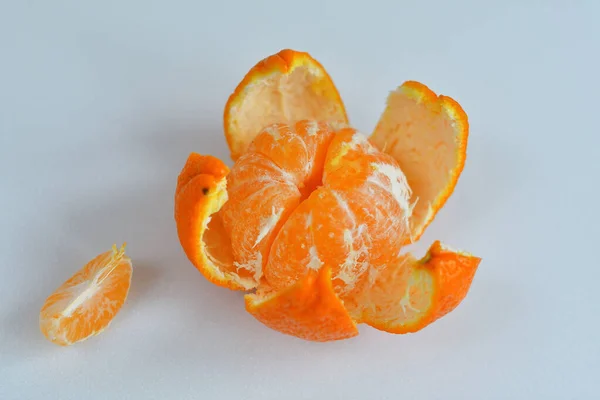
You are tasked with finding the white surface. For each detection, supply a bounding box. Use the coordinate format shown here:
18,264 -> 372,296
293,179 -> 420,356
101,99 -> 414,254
1,1 -> 599,399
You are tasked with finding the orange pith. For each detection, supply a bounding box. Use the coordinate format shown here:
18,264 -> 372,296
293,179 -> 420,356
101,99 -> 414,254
174,153 -> 256,290
223,49 -> 348,161
370,81 -> 469,244
39,244 -> 132,346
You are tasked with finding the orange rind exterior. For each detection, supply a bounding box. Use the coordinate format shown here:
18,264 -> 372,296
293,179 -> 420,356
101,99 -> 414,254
174,153 -> 255,291
245,267 -> 359,342
172,49 -> 481,342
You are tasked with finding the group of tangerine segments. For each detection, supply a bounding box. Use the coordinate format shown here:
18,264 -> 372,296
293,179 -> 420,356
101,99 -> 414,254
38,48 -> 480,346
176,49 -> 481,342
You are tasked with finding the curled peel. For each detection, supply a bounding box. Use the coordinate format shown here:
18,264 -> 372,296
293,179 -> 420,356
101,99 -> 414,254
174,153 -> 256,291
370,81 -> 469,244
223,49 -> 348,161
355,240 -> 481,334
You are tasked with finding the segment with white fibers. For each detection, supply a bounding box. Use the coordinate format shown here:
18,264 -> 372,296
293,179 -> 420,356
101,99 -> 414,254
254,206 -> 285,247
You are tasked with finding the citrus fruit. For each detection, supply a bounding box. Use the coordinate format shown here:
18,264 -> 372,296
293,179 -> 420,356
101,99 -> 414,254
370,81 -> 469,243
223,49 -> 348,161
174,120 -> 480,341
223,49 -> 469,244
39,244 -> 132,346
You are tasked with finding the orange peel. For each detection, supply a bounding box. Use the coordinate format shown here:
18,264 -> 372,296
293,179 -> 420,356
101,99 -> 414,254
370,81 -> 469,243
223,49 -> 348,161
245,267 -> 359,342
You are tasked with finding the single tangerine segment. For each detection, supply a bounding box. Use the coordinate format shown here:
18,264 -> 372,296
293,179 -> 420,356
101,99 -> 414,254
349,240 -> 481,333
219,121 -> 336,285
223,49 -> 348,160
174,153 -> 256,290
39,244 -> 132,346
247,120 -> 335,195
370,81 -> 470,244
175,152 -> 229,196
245,266 -> 359,342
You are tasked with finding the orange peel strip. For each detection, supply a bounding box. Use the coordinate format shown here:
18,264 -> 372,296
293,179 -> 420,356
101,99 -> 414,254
245,266 -> 359,342
174,152 -> 256,291
223,49 -> 348,161
370,81 -> 469,243
354,240 -> 481,334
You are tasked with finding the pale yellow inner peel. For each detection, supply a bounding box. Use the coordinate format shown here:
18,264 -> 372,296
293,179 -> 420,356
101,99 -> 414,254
371,87 -> 460,240
229,66 -> 347,154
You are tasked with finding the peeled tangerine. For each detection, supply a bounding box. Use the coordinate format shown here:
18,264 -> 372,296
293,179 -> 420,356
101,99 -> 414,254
174,49 -> 481,342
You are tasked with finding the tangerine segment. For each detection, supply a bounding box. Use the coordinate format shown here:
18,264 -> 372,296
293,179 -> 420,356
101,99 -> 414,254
245,266 -> 359,342
174,153 -> 256,291
218,121 -> 335,284
370,81 -> 469,244
223,49 -> 348,161
264,128 -> 413,297
349,240 -> 481,334
39,244 -> 132,346
247,120 -> 335,194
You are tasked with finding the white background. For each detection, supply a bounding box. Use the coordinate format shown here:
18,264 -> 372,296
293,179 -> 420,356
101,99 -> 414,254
1,1 -> 599,399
